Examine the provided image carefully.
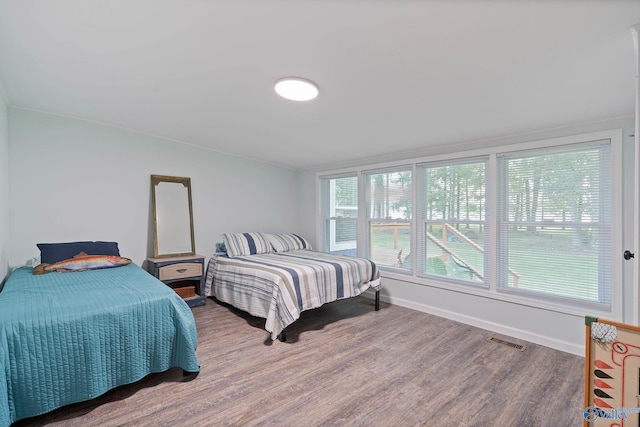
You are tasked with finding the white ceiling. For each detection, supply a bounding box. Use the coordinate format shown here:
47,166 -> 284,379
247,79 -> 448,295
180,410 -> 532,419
0,1 -> 638,170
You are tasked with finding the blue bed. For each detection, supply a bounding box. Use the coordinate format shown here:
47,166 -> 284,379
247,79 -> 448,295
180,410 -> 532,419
0,263 -> 200,426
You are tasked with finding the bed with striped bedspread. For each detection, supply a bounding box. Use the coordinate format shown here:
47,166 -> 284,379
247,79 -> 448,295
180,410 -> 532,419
205,250 -> 381,340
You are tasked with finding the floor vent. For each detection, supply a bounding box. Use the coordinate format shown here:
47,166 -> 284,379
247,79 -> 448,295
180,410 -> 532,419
488,337 -> 526,351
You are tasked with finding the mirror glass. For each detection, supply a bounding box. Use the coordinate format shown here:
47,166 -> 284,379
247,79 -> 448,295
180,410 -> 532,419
151,175 -> 195,257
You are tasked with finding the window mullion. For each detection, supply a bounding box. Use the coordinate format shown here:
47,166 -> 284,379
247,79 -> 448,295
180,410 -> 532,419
411,163 -> 418,276
487,153 -> 498,293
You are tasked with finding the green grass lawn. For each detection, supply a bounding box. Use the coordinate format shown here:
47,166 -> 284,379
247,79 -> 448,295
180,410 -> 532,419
371,225 -> 601,301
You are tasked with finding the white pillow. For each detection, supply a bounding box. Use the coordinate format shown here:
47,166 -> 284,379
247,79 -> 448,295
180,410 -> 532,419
267,233 -> 311,252
222,232 -> 272,258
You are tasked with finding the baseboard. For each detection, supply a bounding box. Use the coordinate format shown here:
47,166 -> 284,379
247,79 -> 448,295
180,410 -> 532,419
362,289 -> 584,356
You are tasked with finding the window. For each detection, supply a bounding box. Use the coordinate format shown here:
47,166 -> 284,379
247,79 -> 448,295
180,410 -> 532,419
317,130 -> 620,316
497,141 -> 612,310
364,167 -> 412,271
417,159 -> 488,284
321,175 -> 358,256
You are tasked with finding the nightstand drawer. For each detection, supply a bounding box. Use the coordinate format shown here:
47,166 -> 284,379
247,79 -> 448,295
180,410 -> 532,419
147,255 -> 206,308
159,262 -> 202,281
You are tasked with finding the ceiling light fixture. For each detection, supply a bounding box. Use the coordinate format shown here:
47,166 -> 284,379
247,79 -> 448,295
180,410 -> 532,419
274,77 -> 319,101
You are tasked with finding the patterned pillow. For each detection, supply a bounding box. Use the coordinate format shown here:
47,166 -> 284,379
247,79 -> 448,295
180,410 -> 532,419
267,233 -> 311,252
222,232 -> 272,258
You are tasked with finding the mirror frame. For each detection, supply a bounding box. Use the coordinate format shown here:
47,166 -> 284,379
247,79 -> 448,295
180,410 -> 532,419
151,174 -> 196,258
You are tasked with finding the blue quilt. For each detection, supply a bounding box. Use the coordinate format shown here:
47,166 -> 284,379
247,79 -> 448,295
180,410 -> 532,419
0,264 -> 200,426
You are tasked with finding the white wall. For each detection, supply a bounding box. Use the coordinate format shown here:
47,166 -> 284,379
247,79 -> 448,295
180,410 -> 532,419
298,117 -> 636,355
0,92 -> 8,282
8,108 -> 299,267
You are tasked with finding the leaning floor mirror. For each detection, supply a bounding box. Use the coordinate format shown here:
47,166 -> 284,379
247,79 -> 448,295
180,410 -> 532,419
151,174 -> 196,258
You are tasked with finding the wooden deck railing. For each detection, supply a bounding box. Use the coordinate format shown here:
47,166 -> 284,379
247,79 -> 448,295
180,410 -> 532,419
370,222 -> 520,286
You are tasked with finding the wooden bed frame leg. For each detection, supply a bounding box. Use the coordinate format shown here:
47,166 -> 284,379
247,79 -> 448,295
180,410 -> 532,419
375,289 -> 380,311
279,329 -> 287,342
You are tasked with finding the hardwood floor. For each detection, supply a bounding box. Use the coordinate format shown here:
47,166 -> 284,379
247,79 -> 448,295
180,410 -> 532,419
13,297 -> 585,426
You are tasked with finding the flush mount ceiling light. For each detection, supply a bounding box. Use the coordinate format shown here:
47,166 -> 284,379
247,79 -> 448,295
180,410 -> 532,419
274,77 -> 319,101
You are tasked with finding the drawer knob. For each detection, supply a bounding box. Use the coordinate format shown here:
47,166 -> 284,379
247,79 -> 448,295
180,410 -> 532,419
176,268 -> 187,273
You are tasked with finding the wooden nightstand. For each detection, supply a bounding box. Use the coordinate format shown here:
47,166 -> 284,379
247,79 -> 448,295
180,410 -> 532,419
146,255 -> 206,308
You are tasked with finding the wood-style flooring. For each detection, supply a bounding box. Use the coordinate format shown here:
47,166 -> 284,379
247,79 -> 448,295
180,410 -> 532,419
13,296 -> 585,426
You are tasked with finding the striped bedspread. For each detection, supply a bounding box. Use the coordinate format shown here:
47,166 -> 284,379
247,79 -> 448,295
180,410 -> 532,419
205,250 -> 381,339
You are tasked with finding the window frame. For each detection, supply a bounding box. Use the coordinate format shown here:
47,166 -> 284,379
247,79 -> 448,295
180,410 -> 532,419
316,129 -> 623,319
362,165 -> 414,273
496,140 -> 614,312
319,172 -> 360,255
416,156 -> 490,287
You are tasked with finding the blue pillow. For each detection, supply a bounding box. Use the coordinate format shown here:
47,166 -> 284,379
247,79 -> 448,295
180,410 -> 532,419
37,241 -> 120,264
215,242 -> 227,254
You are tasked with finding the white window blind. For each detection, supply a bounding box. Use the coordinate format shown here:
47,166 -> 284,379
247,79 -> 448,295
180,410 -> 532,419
497,141 -> 612,309
364,167 -> 412,271
417,158 -> 488,284
321,175 -> 358,256
317,130 -> 620,317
